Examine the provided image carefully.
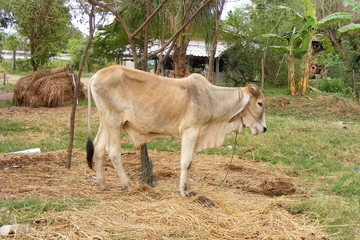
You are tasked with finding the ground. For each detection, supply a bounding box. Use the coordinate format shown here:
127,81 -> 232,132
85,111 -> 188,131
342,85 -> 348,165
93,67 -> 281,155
0,105 -> 327,239
0,147 -> 325,239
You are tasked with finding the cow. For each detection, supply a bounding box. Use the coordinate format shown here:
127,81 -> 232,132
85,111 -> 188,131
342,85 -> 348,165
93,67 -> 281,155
86,65 -> 267,197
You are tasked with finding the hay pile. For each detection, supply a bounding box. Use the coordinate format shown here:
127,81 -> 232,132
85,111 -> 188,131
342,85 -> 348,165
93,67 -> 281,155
12,66 -> 85,107
0,149 -> 328,239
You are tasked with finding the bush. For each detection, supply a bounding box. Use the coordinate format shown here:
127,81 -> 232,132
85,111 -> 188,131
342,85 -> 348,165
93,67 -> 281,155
16,59 -> 32,72
316,78 -> 345,93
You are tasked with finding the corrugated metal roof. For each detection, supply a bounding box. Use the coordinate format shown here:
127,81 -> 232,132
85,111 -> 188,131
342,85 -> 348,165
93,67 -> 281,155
124,40 -> 229,58
186,40 -> 228,58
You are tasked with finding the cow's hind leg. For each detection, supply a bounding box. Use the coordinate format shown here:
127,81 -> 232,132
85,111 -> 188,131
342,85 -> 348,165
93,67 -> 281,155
106,128 -> 132,191
93,125 -> 107,189
179,129 -> 199,197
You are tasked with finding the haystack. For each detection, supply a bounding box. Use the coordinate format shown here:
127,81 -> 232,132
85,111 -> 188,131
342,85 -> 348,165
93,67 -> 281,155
12,66 -> 85,107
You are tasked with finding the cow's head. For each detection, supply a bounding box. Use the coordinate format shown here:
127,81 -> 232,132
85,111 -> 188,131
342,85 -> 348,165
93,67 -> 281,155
229,84 -> 267,135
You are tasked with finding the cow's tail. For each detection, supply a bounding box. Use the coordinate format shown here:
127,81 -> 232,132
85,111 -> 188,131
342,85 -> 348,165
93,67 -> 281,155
86,75 -> 95,170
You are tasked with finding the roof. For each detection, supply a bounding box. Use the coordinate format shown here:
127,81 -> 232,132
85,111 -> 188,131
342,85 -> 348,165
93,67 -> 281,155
124,40 -> 229,58
185,40 -> 228,58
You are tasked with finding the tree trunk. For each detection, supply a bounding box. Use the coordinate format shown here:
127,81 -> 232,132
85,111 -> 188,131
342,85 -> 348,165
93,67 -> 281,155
288,54 -> 296,95
11,50 -> 16,72
172,36 -> 189,78
142,0 -> 152,72
327,29 -> 346,59
31,56 -> 38,72
299,34 -> 313,94
66,5 -> 95,169
207,0 -> 225,83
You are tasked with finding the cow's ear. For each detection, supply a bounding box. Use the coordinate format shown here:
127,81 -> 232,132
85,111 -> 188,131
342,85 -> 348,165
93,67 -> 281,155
248,84 -> 260,97
229,93 -> 250,122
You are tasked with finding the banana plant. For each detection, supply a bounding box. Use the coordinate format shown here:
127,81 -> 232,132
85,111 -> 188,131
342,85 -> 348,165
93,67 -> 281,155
262,28 -> 308,95
338,0 -> 360,33
298,0 -> 352,94
263,0 -> 353,95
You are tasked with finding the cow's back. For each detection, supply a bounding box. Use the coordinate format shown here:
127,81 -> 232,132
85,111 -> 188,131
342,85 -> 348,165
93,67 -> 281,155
90,65 -> 205,138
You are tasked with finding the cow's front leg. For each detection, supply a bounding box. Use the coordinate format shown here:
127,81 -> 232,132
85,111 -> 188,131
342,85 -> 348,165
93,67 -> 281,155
179,129 -> 199,197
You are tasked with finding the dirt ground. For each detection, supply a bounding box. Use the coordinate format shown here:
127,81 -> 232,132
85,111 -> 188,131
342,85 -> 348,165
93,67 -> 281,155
0,148 -> 327,239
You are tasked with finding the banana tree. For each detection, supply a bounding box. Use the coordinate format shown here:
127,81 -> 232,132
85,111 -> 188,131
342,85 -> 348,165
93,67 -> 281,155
298,0 -> 352,94
338,0 -> 360,33
263,0 -> 352,95
262,28 -> 309,95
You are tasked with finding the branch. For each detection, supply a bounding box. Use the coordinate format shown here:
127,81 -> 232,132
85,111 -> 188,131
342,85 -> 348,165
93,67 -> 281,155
85,0 -> 132,38
145,0 -> 212,60
132,0 -> 169,38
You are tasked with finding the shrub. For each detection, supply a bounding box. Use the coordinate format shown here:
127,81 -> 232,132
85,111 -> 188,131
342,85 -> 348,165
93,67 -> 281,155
316,78 -> 345,93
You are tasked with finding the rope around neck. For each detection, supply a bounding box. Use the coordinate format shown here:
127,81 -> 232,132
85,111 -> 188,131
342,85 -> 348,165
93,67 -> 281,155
202,132 -> 239,194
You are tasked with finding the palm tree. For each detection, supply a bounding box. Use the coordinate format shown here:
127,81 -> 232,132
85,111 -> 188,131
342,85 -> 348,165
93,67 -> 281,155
162,0 -> 214,78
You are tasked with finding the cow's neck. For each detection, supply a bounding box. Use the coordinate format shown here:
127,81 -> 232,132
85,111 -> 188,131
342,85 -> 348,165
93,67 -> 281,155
209,86 -> 242,120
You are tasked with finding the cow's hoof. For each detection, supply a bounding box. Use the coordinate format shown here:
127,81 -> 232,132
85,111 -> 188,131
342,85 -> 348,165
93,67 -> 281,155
121,185 -> 132,192
187,191 -> 196,197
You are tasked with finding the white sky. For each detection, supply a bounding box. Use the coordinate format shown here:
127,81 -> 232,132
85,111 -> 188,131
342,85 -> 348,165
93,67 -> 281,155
4,0 -> 252,35
74,0 -> 253,34
221,0 -> 252,19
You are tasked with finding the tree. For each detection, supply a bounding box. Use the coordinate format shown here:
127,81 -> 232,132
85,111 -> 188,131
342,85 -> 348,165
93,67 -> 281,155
338,0 -> 360,33
86,0 -> 170,70
6,0 -> 72,71
66,31 -> 88,70
67,1 -> 97,169
5,34 -> 19,71
0,0 -> 11,29
263,0 -> 352,95
337,0 -> 360,103
207,0 -> 225,82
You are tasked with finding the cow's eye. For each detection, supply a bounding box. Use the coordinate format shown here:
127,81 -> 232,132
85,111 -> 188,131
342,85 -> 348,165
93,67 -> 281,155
258,102 -> 263,107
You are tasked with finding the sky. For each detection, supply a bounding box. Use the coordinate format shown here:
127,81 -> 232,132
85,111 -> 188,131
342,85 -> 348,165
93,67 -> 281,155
4,0 -> 253,35
221,0 -> 252,19
73,0 -> 253,34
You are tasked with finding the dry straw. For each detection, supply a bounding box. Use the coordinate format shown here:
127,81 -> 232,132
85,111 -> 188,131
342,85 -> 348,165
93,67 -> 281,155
12,66 -> 85,108
0,149 -> 327,239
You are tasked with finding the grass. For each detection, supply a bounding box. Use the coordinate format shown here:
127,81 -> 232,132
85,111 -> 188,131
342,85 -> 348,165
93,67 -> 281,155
0,196 -> 95,226
0,90 -> 359,238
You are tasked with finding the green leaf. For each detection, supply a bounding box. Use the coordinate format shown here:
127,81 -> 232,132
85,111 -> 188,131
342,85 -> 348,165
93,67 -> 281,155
269,46 -> 289,52
303,0 -> 317,22
317,12 -> 353,27
293,48 -> 307,59
346,0 -> 360,12
298,34 -> 310,53
262,34 -> 287,42
338,23 -> 360,33
274,5 -> 304,19
314,34 -> 334,51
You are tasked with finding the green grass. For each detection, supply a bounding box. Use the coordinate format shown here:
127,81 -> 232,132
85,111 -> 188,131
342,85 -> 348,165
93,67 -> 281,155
0,196 -> 95,226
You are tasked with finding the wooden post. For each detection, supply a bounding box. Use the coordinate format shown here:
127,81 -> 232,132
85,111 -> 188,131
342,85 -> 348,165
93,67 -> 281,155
3,73 -> 6,85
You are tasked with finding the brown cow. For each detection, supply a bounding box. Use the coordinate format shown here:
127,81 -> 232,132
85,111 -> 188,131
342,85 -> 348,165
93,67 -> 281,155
87,65 -> 267,197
